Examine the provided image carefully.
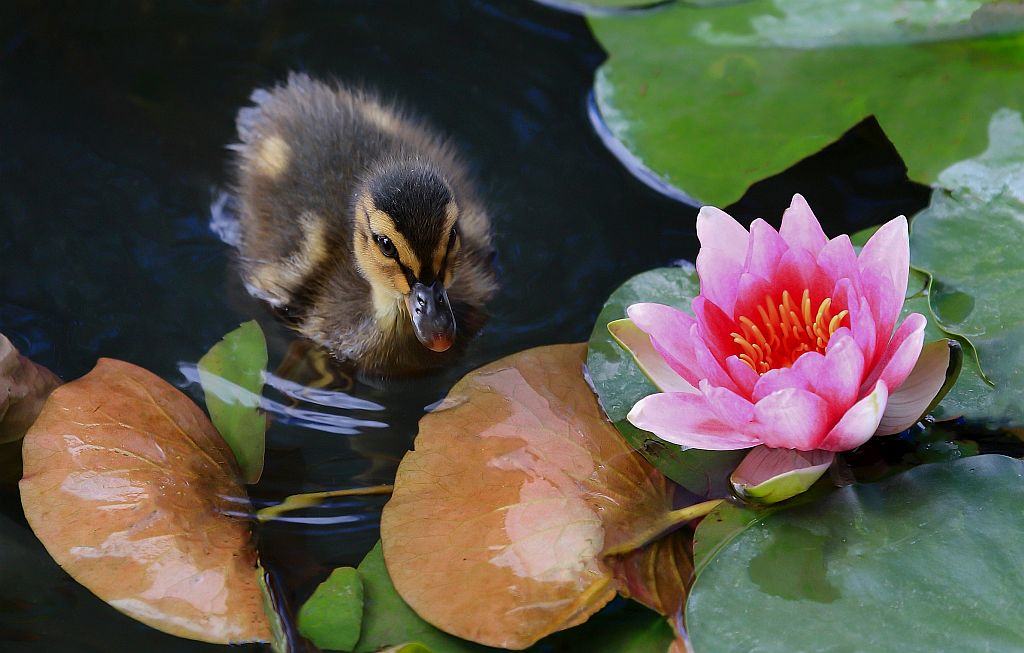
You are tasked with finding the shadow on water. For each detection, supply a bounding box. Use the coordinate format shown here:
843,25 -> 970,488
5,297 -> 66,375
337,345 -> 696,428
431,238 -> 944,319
0,0 -> 930,649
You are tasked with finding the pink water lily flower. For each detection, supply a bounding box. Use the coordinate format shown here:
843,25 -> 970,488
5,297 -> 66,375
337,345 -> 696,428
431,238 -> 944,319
622,194 -> 947,453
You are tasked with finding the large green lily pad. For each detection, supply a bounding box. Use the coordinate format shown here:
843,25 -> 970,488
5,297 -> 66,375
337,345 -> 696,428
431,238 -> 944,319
910,109 -> 1024,426
589,0 -> 1024,205
896,268 -> 972,421
586,264 -> 745,496
687,454 -> 1024,652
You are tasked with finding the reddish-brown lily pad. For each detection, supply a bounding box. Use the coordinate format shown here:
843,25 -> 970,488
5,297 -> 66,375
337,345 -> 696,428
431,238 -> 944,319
19,358 -> 270,644
381,344 -> 692,649
0,334 -> 61,444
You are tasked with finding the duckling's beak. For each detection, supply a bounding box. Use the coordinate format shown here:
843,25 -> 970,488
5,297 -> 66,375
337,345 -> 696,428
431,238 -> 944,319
405,281 -> 456,352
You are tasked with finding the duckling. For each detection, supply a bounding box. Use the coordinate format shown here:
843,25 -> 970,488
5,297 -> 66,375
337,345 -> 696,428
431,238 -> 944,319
229,73 -> 497,376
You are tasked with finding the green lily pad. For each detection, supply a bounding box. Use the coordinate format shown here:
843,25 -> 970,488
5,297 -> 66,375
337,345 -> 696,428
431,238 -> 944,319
536,0 -> 731,13
687,454 -> 1024,652
538,0 -> 668,10
197,320 -> 268,483
910,109 -> 1024,426
298,567 -> 363,652
898,268 -> 972,421
589,1 -> 1024,205
586,264 -> 745,496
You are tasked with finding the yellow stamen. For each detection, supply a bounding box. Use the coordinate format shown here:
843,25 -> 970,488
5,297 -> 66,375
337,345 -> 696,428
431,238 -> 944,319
731,289 -> 850,374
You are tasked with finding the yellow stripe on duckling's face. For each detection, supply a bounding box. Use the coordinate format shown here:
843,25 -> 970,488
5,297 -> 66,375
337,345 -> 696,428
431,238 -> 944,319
434,201 -> 461,287
353,192 -> 462,298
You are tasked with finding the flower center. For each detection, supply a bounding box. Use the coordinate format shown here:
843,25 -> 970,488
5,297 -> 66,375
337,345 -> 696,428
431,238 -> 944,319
730,289 -> 849,374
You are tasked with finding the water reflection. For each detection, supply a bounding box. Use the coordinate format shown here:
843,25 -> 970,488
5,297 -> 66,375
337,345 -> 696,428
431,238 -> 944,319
178,364 -> 387,435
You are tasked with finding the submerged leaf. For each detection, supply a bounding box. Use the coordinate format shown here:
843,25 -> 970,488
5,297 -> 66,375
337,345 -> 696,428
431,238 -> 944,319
688,455 -> 1024,652
198,320 -> 269,483
588,266 -> 745,495
0,333 -> 60,444
381,344 -> 687,649
910,109 -> 1024,426
607,529 -> 692,624
589,0 -> 1024,205
19,358 -> 269,644
298,567 -> 363,652
355,542 -> 489,653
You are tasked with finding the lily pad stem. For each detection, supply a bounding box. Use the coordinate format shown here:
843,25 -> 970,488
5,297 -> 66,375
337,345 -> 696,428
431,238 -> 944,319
604,499 -> 723,557
257,485 -> 394,523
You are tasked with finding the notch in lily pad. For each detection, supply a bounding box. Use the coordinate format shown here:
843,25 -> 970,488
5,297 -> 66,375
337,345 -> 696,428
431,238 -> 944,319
198,320 -> 269,484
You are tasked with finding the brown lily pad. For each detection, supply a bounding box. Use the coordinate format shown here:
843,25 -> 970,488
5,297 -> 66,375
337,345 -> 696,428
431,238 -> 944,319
0,333 -> 61,444
608,529 -> 692,624
381,343 -> 689,649
19,358 -> 270,644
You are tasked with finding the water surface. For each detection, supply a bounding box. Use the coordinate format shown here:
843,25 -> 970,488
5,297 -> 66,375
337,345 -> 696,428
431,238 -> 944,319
0,1 -> 929,650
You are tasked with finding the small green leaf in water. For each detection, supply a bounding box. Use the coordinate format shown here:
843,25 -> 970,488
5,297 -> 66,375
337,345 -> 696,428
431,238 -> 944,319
379,644 -> 434,653
198,320 -> 268,483
257,562 -> 294,653
298,567 -> 363,652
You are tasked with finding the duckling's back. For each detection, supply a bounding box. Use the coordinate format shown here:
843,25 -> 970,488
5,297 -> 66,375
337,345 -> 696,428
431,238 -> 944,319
229,73 -> 495,374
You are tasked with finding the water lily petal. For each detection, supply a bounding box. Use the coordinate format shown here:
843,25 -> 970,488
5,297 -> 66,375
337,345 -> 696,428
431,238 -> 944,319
815,332 -> 866,410
819,380 -> 889,451
816,234 -> 860,293
861,312 -> 927,396
753,388 -> 831,450
773,248 -> 832,306
696,206 -> 749,314
627,303 -> 702,387
693,296 -> 740,361
752,362 -> 816,402
836,279 -> 878,367
745,218 -> 787,280
731,446 -> 834,504
732,272 -> 773,324
779,194 -> 828,255
858,215 -> 910,309
691,325 -> 742,394
627,392 -> 759,450
724,355 -> 758,397
700,379 -> 755,431
861,268 -> 902,352
608,319 -> 699,394
875,340 -> 953,436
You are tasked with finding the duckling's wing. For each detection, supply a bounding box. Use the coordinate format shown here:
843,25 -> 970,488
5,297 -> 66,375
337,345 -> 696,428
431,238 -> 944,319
233,72 -> 318,147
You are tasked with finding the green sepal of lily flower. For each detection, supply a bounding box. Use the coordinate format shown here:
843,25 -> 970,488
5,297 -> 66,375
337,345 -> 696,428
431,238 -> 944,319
608,318 -> 698,394
730,446 -> 835,505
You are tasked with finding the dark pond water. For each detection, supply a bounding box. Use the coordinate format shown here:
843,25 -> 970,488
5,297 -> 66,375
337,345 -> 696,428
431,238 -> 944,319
0,1 -> 931,650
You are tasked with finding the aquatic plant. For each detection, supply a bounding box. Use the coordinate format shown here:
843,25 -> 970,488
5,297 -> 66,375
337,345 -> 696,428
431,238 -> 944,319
619,194 -> 940,455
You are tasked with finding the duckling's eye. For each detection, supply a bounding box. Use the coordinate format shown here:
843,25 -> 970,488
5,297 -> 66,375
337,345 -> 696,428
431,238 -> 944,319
375,234 -> 397,259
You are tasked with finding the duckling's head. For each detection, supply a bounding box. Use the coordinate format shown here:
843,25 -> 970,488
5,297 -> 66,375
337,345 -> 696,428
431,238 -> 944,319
352,162 -> 462,353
